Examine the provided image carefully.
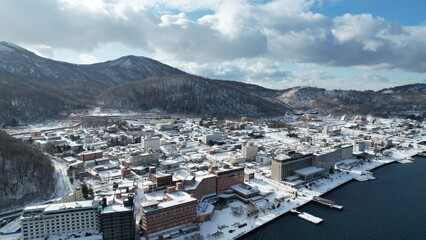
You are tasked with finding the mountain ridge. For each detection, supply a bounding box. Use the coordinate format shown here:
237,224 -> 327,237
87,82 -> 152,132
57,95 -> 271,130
0,41 -> 425,124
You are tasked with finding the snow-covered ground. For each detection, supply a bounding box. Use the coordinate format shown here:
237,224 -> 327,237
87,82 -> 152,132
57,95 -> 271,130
88,107 -> 138,117
4,120 -> 77,135
183,148 -> 423,240
0,217 -> 20,233
50,157 -> 73,200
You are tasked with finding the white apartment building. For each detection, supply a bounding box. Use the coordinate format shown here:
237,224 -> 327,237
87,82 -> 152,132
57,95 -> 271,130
242,142 -> 258,161
202,133 -> 222,144
142,137 -> 161,150
20,200 -> 101,240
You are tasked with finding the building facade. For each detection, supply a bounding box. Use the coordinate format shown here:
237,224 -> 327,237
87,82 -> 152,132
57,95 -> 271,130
140,191 -> 197,235
185,174 -> 217,200
271,154 -> 314,181
100,204 -> 135,240
127,152 -> 159,167
78,151 -> 103,161
202,133 -> 222,144
20,201 -> 101,240
142,137 -> 161,150
211,166 -> 244,194
242,143 -> 258,161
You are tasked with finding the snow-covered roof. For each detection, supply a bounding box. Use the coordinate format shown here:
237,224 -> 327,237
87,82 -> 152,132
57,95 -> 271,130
294,166 -> 324,176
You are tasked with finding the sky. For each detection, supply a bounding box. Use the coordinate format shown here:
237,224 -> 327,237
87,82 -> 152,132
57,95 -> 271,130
1,0 -> 425,91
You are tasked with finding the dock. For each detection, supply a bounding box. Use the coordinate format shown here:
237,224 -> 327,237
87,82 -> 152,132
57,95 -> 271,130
312,196 -> 343,210
291,209 -> 323,224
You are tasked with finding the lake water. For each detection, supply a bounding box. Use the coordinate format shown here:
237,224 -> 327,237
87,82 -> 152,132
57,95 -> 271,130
240,156 -> 426,240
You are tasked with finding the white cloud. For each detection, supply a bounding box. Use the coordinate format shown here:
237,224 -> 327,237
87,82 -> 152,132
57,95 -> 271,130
79,54 -> 99,64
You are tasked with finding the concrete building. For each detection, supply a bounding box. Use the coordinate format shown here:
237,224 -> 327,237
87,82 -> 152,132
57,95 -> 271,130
156,123 -> 175,130
126,151 -> 159,167
256,152 -> 271,165
149,167 -> 173,188
100,199 -> 135,240
353,140 -> 366,153
313,149 -> 338,170
334,144 -> 353,160
20,200 -> 101,240
242,142 -> 258,161
294,166 -> 325,181
140,191 -> 197,235
142,137 -> 161,150
30,131 -> 42,138
77,151 -> 103,161
202,133 -> 222,144
313,145 -> 353,170
231,183 -> 260,199
271,153 -> 314,181
211,166 -> 244,194
184,173 -> 217,200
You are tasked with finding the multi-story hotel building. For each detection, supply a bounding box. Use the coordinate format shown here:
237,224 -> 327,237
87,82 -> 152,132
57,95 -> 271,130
210,166 -> 244,194
271,153 -> 314,181
141,191 -> 197,235
100,202 -> 135,240
20,200 -> 101,240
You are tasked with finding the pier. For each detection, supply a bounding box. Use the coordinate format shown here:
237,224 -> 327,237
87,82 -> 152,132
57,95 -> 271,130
291,209 -> 323,224
312,196 -> 343,210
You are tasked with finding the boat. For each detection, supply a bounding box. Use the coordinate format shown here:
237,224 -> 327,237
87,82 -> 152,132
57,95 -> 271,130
355,171 -> 376,182
415,152 -> 426,157
397,157 -> 413,164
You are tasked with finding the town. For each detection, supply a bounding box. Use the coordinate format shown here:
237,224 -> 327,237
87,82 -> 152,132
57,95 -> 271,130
1,109 -> 426,240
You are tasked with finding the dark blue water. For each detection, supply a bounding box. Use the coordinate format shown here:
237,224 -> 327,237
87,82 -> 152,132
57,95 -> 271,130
241,157 -> 426,240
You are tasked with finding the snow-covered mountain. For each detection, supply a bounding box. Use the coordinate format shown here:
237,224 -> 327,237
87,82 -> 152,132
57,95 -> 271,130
0,41 -> 425,124
99,75 -> 289,117
277,86 -> 426,118
86,55 -> 184,84
0,42 -> 186,124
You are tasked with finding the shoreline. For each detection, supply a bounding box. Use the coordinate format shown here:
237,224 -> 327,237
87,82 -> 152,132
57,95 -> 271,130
189,150 -> 422,240
233,158 -> 397,239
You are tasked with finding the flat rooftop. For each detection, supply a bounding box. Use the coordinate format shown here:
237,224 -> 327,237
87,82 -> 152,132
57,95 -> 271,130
101,204 -> 132,214
22,201 -> 98,217
294,166 -> 324,176
142,191 -> 196,212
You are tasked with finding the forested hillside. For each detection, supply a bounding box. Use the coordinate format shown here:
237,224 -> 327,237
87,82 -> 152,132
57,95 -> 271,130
0,130 -> 55,211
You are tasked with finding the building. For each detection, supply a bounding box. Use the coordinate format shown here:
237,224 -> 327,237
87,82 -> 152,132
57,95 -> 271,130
184,173 -> 217,200
30,131 -> 42,138
353,140 -> 366,153
202,133 -> 222,144
140,191 -> 197,235
242,142 -> 258,161
256,152 -> 271,165
313,145 -> 353,170
142,137 -> 160,150
211,166 -> 244,194
100,198 -> 135,240
271,153 -> 314,181
156,123 -> 175,130
126,151 -> 159,167
149,167 -> 173,188
78,150 -> 103,161
313,149 -> 338,170
20,200 -> 101,240
294,166 -> 325,181
334,144 -> 353,160
231,183 -> 260,199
